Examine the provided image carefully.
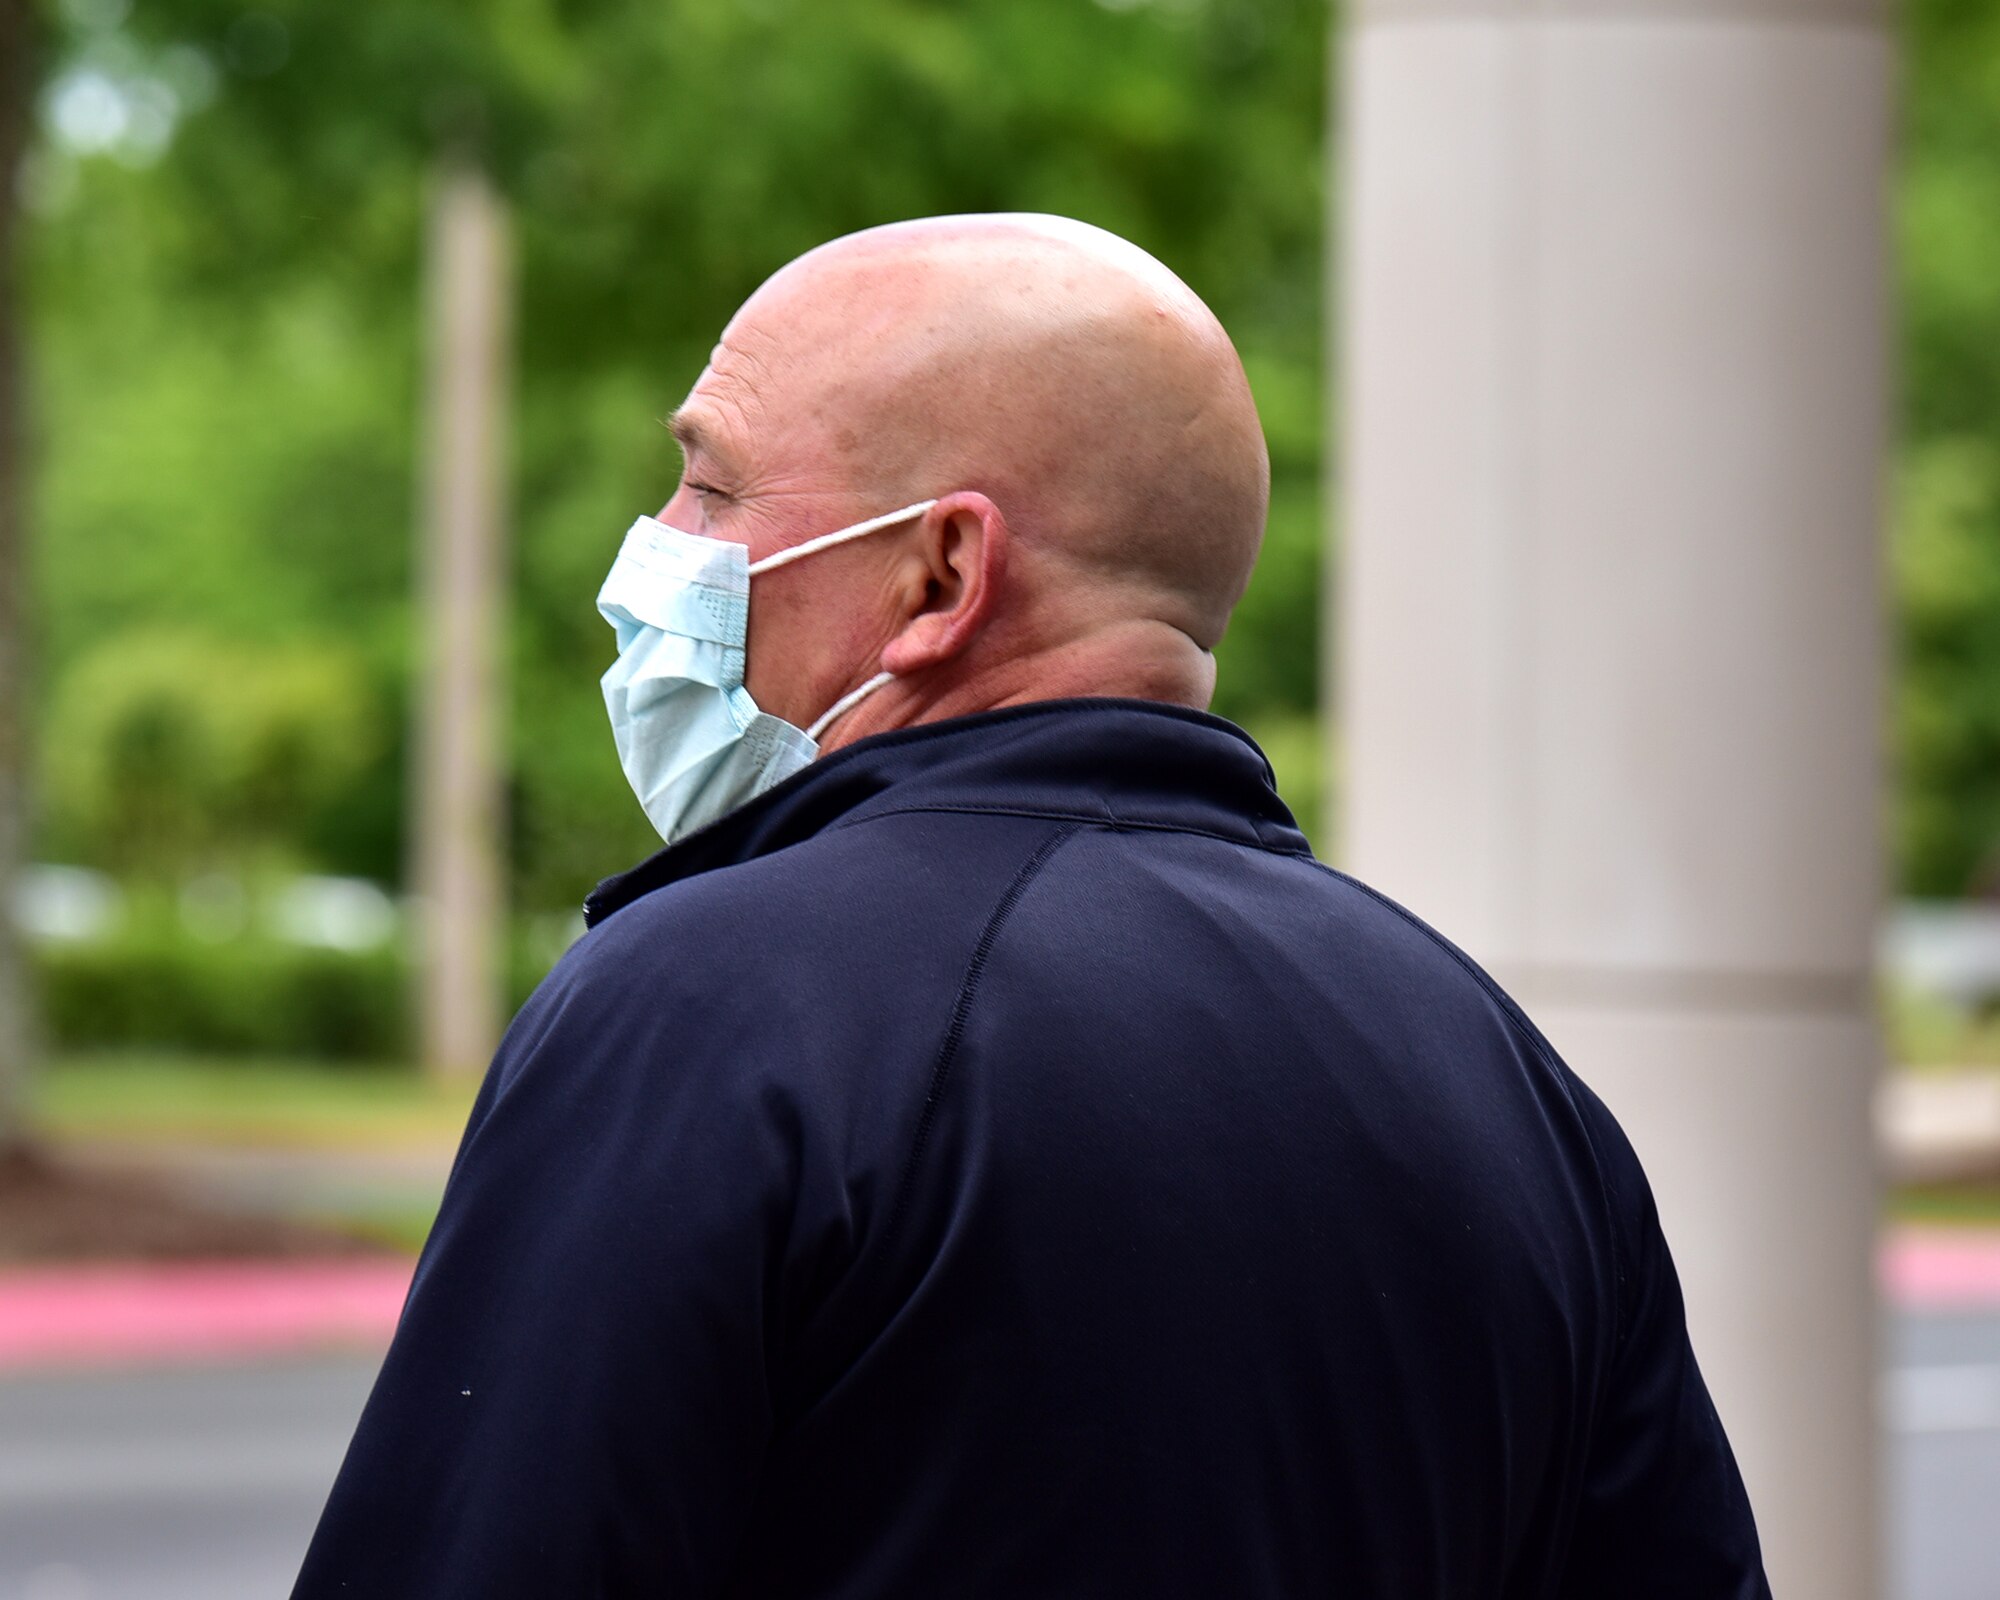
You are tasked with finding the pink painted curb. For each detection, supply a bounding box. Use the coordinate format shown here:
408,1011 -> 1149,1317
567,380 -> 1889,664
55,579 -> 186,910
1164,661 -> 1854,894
1879,1227 -> 2000,1311
0,1257 -> 414,1370
0,1227 -> 1996,1374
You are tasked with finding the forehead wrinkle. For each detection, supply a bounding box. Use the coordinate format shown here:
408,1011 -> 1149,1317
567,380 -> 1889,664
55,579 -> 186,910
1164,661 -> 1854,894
694,355 -> 777,457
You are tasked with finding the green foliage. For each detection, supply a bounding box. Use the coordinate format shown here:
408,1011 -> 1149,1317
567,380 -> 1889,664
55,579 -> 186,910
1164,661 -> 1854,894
31,907 -> 570,1061
16,0 -> 2000,917
1894,439 -> 2000,894
26,0 -> 1325,911
38,629 -> 388,877
36,924 -> 410,1059
1896,0 -> 2000,893
1213,473 -> 1321,723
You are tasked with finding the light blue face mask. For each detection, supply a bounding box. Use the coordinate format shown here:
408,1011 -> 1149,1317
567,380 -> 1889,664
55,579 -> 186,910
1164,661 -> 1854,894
596,500 -> 936,844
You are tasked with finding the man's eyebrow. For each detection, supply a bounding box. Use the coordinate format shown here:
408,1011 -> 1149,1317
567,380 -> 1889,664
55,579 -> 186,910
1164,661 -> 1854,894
666,408 -> 722,463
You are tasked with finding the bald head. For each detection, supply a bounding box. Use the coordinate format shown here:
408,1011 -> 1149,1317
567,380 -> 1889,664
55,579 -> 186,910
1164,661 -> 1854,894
659,214 -> 1269,746
708,215 -> 1268,648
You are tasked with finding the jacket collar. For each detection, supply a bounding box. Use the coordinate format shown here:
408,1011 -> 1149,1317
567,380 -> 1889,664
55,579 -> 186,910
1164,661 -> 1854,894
583,697 -> 1309,928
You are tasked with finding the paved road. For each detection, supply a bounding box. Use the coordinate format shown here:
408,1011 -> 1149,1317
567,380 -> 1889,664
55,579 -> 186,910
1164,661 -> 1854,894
1890,1309 -> 2000,1600
0,1359 -> 374,1600
0,1315 -> 1994,1600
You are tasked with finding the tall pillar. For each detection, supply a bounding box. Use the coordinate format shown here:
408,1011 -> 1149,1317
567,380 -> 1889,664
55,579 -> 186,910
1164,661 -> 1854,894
413,162 -> 511,1081
1334,0 -> 1890,1594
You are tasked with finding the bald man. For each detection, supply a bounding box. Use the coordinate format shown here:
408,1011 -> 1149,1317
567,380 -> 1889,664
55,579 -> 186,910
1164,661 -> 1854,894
293,216 -> 1768,1599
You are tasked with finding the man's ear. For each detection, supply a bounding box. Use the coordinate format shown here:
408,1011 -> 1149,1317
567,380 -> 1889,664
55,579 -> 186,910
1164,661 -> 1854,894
880,492 -> 1007,674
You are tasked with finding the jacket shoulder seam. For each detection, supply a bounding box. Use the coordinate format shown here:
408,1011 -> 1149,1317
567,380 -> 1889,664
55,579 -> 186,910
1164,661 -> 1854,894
881,822 -> 1082,1241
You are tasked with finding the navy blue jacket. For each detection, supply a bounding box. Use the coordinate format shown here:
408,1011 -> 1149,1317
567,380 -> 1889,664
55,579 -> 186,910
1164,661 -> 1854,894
294,699 -> 1769,1598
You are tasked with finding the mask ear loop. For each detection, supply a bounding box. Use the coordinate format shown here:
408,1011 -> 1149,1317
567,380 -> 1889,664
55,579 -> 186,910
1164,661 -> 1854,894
747,500 -> 938,575
804,670 -> 897,743
749,499 -> 936,743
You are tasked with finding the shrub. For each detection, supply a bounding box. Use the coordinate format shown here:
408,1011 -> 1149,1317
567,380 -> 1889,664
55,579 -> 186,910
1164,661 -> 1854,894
35,929 -> 410,1062
29,917 -> 572,1065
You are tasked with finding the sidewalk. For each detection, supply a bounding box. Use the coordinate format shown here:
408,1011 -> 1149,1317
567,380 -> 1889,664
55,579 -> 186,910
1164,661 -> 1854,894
1879,1068 -> 2000,1185
58,1136 -> 458,1247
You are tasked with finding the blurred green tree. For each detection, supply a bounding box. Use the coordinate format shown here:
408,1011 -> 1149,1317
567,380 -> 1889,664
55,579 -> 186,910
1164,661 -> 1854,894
39,630 -> 384,880
16,0 -> 2000,924
0,0 -> 42,1140
28,0 -> 1326,913
1897,0 -> 2000,896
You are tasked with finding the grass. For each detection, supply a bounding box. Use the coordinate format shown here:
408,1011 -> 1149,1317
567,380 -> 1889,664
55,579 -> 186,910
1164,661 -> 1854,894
1884,986 -> 2000,1072
1888,1184 -> 2000,1229
30,1053 -> 478,1149
299,1199 -> 448,1255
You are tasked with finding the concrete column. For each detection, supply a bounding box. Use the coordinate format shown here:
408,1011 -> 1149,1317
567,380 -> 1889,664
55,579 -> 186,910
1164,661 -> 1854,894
1334,0 -> 1890,1593
413,163 -> 511,1081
